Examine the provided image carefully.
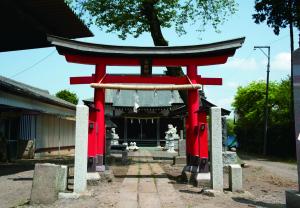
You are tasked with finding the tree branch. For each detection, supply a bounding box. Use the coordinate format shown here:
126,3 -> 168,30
141,0 -> 187,102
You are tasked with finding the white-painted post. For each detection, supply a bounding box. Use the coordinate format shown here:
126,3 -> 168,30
74,105 -> 89,193
209,107 -> 223,191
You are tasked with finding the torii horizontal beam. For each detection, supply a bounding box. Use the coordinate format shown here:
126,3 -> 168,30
70,75 -> 222,85
90,83 -> 202,90
64,54 -> 231,67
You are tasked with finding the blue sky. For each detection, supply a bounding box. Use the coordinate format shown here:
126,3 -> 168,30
0,1 -> 296,115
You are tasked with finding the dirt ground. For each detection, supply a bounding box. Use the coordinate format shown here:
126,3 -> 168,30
0,154 -> 298,208
162,158 -> 298,208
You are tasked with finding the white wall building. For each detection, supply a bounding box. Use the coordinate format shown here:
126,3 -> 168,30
0,76 -> 76,160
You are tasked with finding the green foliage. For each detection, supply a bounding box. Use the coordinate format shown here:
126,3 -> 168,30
69,0 -> 237,39
253,0 -> 300,35
232,77 -> 294,157
55,89 -> 79,105
226,118 -> 235,136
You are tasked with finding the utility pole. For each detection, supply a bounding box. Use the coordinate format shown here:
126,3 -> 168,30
254,46 -> 271,155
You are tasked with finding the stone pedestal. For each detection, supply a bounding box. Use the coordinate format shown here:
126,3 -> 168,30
286,190 -> 300,208
229,164 -> 242,192
30,163 -> 67,204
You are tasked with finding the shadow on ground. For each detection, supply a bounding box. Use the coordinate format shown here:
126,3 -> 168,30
0,164 -> 34,176
0,156 -> 74,176
232,197 -> 285,208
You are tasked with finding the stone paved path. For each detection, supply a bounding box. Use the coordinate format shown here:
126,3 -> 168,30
117,161 -> 185,208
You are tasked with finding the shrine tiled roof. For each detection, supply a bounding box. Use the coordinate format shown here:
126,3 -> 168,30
84,89 -> 183,108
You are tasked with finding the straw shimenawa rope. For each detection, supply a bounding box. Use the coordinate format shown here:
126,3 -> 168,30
90,83 -> 202,90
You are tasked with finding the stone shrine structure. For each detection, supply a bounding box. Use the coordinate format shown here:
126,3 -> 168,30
109,128 -> 120,145
164,124 -> 179,153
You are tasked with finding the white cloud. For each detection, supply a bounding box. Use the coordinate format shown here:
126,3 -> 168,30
224,57 -> 258,71
271,52 -> 291,71
226,81 -> 239,88
215,97 -> 234,110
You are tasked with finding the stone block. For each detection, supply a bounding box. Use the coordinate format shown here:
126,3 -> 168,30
30,163 -> 67,204
87,172 -> 101,186
194,172 -> 211,187
57,165 -> 68,192
201,189 -> 222,197
122,150 -> 128,165
223,151 -> 238,166
178,139 -> 186,156
209,107 -> 223,191
173,156 -> 186,165
286,190 -> 300,208
100,169 -> 114,182
74,105 -> 89,194
229,164 -> 243,192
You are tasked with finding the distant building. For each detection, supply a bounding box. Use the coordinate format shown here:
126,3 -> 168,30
83,89 -> 230,147
0,76 -> 76,160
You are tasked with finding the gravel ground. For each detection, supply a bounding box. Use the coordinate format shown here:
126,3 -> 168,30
0,155 -> 298,208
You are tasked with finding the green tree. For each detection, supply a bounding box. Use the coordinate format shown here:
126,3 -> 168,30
56,89 -> 79,105
69,0 -> 237,42
253,0 -> 300,36
232,78 -> 294,157
66,0 -> 238,101
226,118 -> 235,136
253,1 -> 299,141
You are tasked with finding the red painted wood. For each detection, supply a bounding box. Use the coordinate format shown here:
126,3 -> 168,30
69,74 -> 223,86
63,50 -> 230,169
198,77 -> 222,85
70,75 -> 94,84
187,65 -> 200,158
88,111 -> 97,157
103,75 -> 188,84
198,112 -> 209,158
185,117 -> 190,156
64,54 -> 232,67
94,65 -> 106,157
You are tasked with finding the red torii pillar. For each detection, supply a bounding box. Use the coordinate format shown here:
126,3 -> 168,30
93,64 -> 106,171
187,65 -> 200,169
185,65 -> 209,172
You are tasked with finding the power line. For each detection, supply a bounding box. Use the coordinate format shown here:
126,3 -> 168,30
10,50 -> 56,78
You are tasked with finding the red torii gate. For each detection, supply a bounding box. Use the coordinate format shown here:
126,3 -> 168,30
49,36 -> 244,173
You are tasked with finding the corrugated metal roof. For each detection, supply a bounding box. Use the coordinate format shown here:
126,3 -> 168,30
0,0 -> 93,52
0,75 -> 75,110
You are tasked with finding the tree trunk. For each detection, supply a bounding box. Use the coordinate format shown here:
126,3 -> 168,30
141,0 -> 187,103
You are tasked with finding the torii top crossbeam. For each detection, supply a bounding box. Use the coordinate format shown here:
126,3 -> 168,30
48,35 -> 245,67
